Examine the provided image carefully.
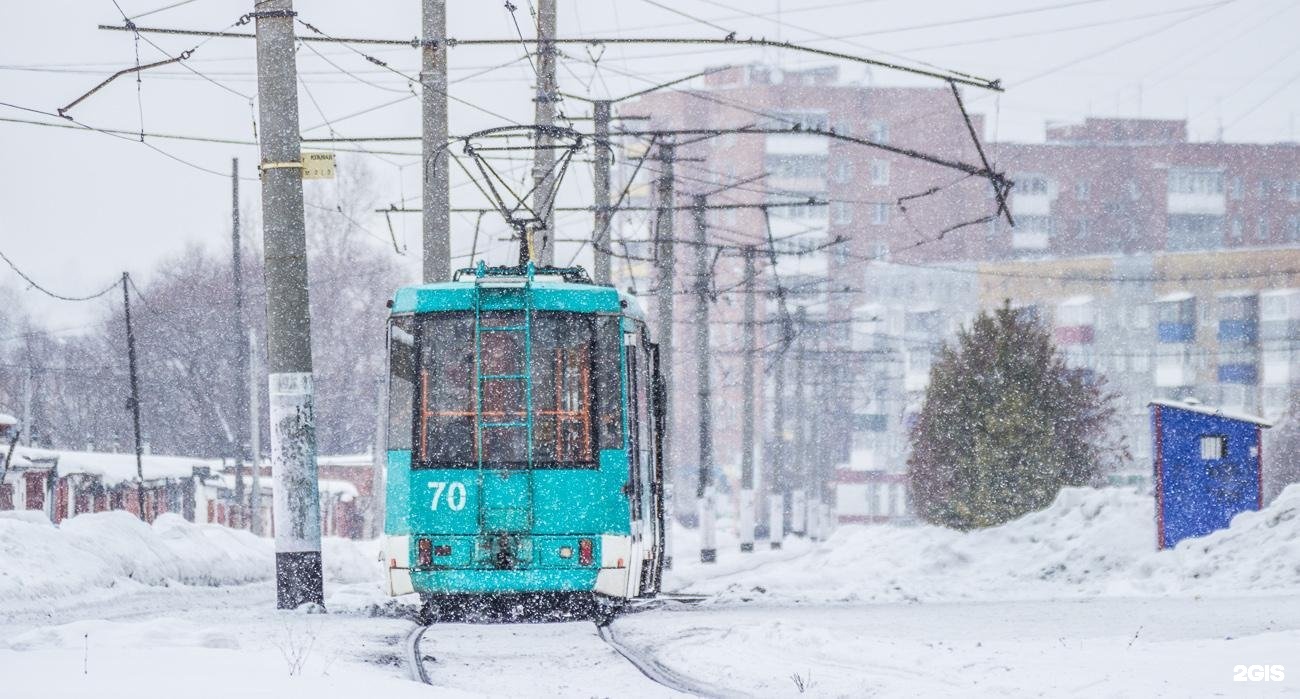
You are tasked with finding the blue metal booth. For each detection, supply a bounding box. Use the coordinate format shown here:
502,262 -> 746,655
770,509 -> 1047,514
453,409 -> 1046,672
1149,399 -> 1271,549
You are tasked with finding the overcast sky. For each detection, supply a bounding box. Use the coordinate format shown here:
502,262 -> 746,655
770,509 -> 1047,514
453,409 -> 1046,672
3,0 -> 1297,329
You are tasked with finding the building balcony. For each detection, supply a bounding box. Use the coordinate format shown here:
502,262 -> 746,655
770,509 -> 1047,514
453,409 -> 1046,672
765,133 -> 828,156
1260,319 -> 1300,342
1262,359 -> 1293,386
1217,363 -> 1258,384
1155,362 -> 1194,387
1167,191 -> 1226,215
1157,322 -> 1195,343
1011,230 -> 1050,250
855,414 -> 888,432
904,370 -> 930,392
1010,193 -> 1052,217
1054,325 -> 1095,345
1218,319 -> 1258,344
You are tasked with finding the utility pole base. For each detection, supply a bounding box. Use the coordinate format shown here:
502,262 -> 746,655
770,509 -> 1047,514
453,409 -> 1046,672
770,541 -> 783,550
740,542 -> 754,553
663,555 -> 673,571
700,548 -> 717,563
275,551 -> 325,609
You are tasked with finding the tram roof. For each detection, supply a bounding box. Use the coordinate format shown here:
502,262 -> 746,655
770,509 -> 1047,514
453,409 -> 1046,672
390,279 -> 645,320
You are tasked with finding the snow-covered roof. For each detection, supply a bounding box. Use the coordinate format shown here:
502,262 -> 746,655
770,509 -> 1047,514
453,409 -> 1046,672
0,413 -> 17,427
1155,291 -> 1194,303
1058,295 -> 1094,307
14,447 -> 210,486
1148,399 -> 1274,427
1214,289 -> 1256,299
1260,288 -> 1298,299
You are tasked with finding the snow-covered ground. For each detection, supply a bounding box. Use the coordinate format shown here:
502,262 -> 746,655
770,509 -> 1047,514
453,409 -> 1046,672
2,486 -> 1298,697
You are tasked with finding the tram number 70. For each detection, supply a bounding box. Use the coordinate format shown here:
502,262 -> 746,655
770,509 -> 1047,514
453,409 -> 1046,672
427,481 -> 468,511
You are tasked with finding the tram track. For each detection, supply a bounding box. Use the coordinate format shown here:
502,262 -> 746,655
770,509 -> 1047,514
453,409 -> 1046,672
401,607 -> 721,696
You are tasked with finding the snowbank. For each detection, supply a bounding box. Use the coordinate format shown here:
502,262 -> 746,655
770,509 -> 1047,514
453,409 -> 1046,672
692,485 -> 1300,604
0,511 -> 381,613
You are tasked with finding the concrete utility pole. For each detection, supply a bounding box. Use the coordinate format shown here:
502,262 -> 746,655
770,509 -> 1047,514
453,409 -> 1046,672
122,272 -> 146,521
231,157 -> 248,527
531,0 -> 558,265
791,306 -> 808,536
254,0 -> 324,609
421,0 -> 450,283
21,366 -> 32,447
769,347 -> 786,549
691,194 -> 717,563
739,246 -> 757,553
592,100 -> 612,284
248,328 -> 262,536
371,377 -> 387,538
653,141 -> 676,569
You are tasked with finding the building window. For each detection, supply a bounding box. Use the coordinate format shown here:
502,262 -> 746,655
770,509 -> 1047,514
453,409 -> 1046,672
1258,216 -> 1271,240
1133,305 -> 1151,329
1200,435 -> 1226,460
867,120 -> 889,144
1167,214 -> 1223,251
765,154 -> 827,179
1126,181 -> 1141,201
832,202 -> 853,225
1167,169 -> 1224,195
1288,215 -> 1300,243
1132,350 -> 1150,371
1229,176 -> 1243,200
834,160 -> 852,184
1019,175 -> 1049,196
1229,217 -> 1243,243
772,110 -> 829,132
1075,181 -> 1090,200
1290,180 -> 1300,202
771,192 -> 823,220
870,203 -> 889,225
869,159 -> 890,186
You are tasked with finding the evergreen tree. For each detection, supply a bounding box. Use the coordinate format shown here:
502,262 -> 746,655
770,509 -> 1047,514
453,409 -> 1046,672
907,302 -> 1120,530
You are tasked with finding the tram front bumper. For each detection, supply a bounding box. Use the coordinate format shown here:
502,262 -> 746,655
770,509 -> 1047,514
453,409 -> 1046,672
382,534 -> 633,597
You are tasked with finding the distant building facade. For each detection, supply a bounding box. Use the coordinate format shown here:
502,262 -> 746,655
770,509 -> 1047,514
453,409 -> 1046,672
619,63 -> 1300,523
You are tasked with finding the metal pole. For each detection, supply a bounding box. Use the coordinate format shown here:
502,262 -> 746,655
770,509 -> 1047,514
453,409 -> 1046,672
371,377 -> 387,539
248,328 -> 262,536
792,306 -> 807,536
592,99 -> 612,284
692,194 -> 716,564
121,273 -> 146,521
654,141 -> 676,569
531,0 -> 558,265
231,157 -> 248,527
739,245 -> 757,553
421,0 -> 450,283
769,346 -> 786,549
254,0 -> 324,609
21,365 -> 32,447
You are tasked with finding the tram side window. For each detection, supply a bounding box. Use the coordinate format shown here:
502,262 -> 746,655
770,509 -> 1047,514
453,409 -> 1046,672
531,313 -> 622,466
419,313 -> 476,466
387,316 -> 416,451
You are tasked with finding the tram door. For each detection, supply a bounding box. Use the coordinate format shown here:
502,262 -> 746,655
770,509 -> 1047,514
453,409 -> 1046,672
626,324 -> 661,596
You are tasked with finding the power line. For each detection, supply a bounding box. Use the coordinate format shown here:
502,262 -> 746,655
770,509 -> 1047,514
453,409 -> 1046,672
0,250 -> 120,302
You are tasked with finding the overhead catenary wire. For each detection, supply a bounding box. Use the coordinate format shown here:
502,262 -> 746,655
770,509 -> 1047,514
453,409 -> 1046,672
0,250 -> 121,302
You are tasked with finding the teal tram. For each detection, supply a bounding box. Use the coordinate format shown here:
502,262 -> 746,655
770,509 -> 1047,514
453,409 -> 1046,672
380,262 -> 666,614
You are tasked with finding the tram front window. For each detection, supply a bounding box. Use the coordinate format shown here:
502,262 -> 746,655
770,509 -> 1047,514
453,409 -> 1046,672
417,311 -> 621,468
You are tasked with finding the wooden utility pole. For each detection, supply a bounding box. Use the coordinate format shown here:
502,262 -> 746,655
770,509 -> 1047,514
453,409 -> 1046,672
739,245 -> 757,553
421,0 -> 450,282
121,273 -> 145,521
531,0 -> 559,265
691,194 -> 716,563
254,0 -> 324,609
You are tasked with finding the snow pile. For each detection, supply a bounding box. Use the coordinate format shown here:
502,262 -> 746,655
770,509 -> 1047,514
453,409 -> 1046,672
0,510 -> 381,612
692,485 -> 1300,603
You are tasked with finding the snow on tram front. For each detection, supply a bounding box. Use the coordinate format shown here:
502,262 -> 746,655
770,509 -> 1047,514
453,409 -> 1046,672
380,262 -> 666,615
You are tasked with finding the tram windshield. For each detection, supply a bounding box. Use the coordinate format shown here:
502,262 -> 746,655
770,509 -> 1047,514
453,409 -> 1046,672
397,311 -> 622,468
